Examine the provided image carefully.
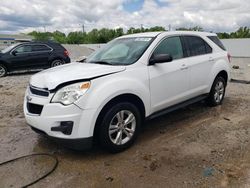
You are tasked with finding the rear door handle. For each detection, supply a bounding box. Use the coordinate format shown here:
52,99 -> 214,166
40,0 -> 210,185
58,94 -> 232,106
209,57 -> 214,62
180,64 -> 188,70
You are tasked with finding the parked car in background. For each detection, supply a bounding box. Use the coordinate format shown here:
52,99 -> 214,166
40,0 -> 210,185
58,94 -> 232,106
24,31 -> 230,153
0,41 -> 70,77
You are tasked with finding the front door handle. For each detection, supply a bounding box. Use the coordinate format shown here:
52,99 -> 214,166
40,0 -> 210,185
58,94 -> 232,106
180,64 -> 188,70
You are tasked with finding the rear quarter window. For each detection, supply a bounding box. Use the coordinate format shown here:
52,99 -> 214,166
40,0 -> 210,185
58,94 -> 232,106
49,43 -> 65,50
207,36 -> 226,51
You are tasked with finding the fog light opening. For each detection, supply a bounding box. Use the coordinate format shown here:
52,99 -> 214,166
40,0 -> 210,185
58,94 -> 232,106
51,121 -> 73,135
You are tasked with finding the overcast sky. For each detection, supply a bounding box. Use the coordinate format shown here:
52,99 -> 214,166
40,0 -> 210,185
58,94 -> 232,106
0,0 -> 250,34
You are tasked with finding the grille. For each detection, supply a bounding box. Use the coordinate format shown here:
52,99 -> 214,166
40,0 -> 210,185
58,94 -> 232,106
27,103 -> 43,115
29,86 -> 49,97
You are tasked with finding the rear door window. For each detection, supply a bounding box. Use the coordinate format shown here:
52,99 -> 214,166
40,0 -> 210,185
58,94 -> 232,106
182,36 -> 212,57
153,36 -> 184,60
32,45 -> 52,52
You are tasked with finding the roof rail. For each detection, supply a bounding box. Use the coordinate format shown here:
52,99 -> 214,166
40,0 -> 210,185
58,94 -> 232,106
31,39 -> 58,44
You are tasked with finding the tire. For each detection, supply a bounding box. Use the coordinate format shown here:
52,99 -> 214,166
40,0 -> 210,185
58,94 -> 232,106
207,76 -> 226,106
0,64 -> 7,77
51,59 -> 63,67
98,102 -> 141,153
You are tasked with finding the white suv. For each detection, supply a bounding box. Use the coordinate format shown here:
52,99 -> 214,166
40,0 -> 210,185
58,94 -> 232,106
24,31 -> 231,152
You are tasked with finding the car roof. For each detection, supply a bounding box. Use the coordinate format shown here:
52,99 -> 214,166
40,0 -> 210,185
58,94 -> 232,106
118,31 -> 217,39
165,31 -> 216,36
16,41 -> 64,48
18,41 -> 60,45
119,32 -> 162,38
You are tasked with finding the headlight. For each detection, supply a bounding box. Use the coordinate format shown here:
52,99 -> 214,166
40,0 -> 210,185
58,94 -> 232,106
51,81 -> 90,105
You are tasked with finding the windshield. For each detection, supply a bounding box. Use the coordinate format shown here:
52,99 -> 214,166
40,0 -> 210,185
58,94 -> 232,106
86,37 -> 154,65
1,43 -> 19,53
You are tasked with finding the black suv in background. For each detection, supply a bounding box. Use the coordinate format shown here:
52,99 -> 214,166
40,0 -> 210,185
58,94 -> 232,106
0,41 -> 70,77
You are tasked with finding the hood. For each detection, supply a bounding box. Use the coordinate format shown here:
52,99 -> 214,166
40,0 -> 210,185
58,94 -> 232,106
30,62 -> 126,90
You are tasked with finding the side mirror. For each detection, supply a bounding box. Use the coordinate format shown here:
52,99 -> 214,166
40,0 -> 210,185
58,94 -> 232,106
149,54 -> 173,65
12,51 -> 17,56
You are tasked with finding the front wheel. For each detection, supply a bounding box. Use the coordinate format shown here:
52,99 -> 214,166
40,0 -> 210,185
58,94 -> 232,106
98,102 -> 141,153
207,76 -> 226,106
0,64 -> 7,77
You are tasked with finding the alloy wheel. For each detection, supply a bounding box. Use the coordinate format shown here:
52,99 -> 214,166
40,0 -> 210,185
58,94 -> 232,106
214,80 -> 225,103
0,66 -> 6,77
52,60 -> 63,67
108,110 -> 136,145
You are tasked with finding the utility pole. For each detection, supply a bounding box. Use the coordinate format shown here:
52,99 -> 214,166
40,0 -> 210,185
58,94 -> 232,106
141,24 -> 143,31
168,24 -> 171,31
82,24 -> 85,33
43,26 -> 46,32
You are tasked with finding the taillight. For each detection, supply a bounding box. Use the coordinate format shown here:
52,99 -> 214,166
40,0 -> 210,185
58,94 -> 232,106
64,50 -> 69,57
227,53 -> 231,63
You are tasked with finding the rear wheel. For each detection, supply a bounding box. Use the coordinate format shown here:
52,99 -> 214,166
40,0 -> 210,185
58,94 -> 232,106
51,59 -> 63,67
207,76 -> 226,106
98,102 -> 141,153
0,64 -> 7,77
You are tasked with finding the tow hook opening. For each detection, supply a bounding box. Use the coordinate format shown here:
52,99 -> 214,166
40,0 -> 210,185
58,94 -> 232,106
51,121 -> 73,135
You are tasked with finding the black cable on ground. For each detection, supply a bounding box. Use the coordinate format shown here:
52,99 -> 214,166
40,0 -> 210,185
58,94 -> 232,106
231,79 -> 250,84
0,153 -> 59,188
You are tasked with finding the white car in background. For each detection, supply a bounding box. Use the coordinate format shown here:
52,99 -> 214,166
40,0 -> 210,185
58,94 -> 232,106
24,31 -> 231,153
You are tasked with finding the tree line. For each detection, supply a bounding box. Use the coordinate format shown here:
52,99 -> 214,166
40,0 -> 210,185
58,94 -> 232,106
28,26 -> 250,44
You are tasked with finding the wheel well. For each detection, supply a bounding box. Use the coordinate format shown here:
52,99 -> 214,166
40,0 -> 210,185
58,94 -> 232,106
0,62 -> 8,71
50,57 -> 63,64
93,94 -> 146,140
216,70 -> 228,85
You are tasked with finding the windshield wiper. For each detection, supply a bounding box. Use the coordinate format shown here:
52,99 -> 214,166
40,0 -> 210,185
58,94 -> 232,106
89,61 -> 113,65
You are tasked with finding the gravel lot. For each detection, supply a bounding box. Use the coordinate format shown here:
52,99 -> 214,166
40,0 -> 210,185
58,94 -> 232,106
0,58 -> 250,188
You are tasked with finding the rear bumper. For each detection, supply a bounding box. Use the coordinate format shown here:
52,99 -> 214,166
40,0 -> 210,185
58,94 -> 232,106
30,125 -> 93,150
64,56 -> 71,63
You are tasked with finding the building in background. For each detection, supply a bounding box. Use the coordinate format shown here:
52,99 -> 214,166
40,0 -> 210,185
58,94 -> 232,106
0,34 -> 34,50
0,34 -> 33,44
